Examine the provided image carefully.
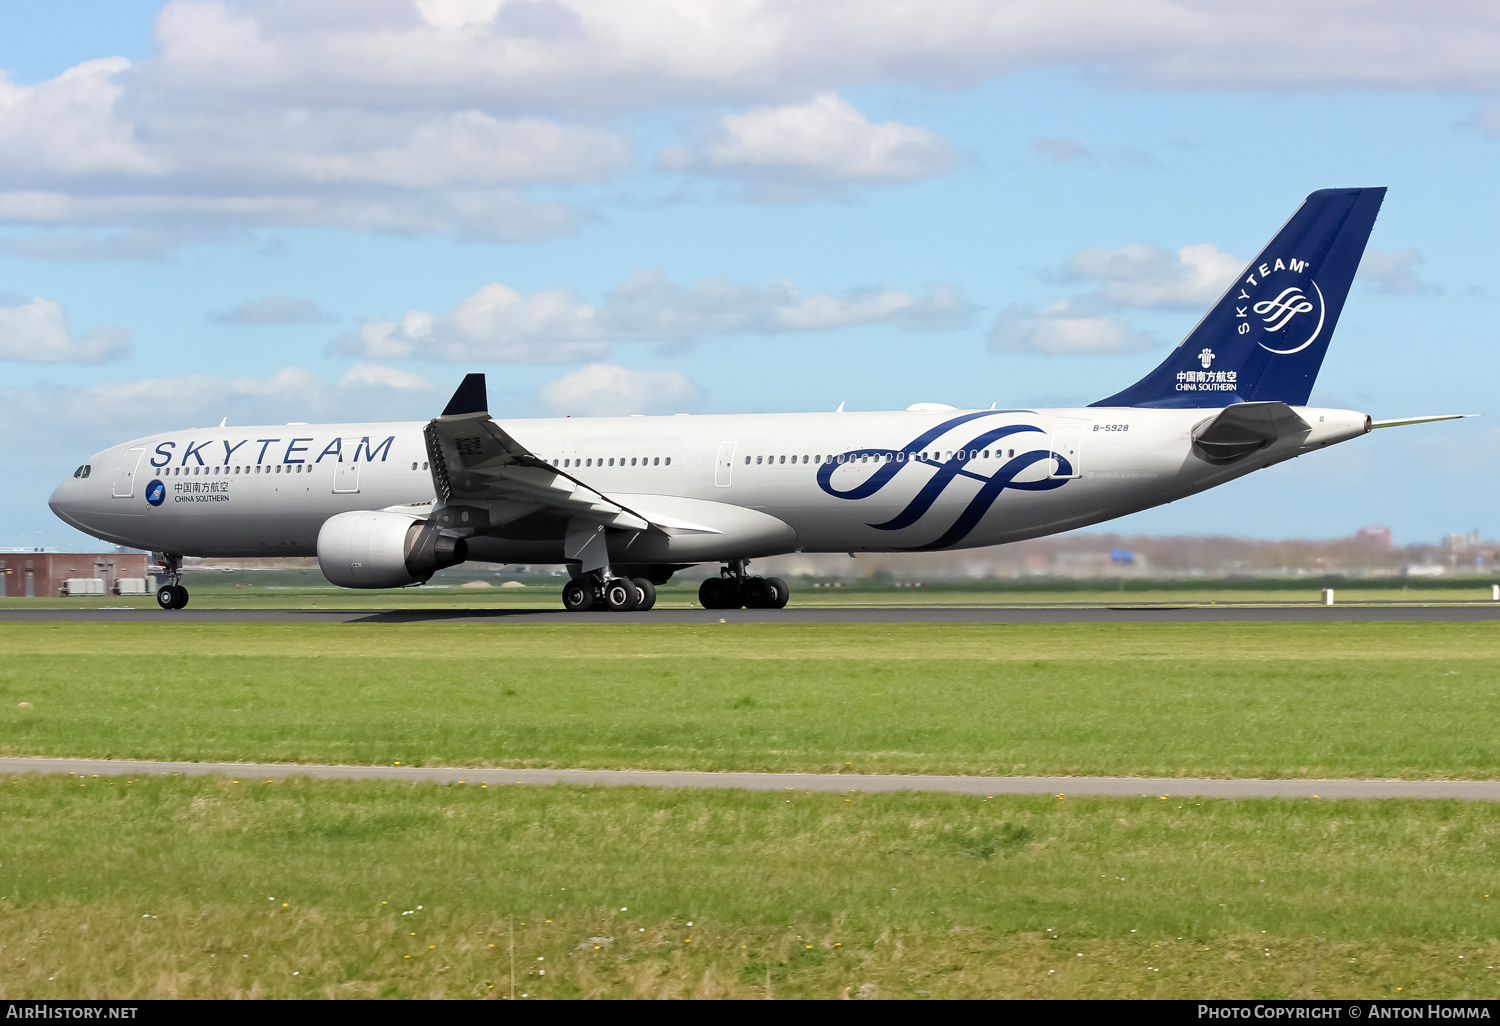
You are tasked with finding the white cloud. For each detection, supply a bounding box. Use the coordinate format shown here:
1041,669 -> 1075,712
989,301 -> 1154,356
1062,242 -> 1242,311
986,241 -> 1242,356
339,363 -> 436,391
0,42 -> 624,245
0,367 -> 441,462
162,109 -> 628,191
597,268 -> 971,338
210,295 -> 330,325
0,59 -> 158,182
538,363 -> 701,416
0,297 -> 132,363
1478,104 -> 1500,137
147,2 -> 1500,107
1358,247 -> 1432,295
337,283 -> 608,364
332,268 -> 973,363
660,92 -> 957,194
4,1 -> 1496,247
1032,137 -> 1090,162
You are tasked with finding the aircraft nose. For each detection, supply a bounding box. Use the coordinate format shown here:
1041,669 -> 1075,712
49,474 -> 91,532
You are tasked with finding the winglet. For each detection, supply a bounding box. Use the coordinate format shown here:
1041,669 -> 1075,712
441,373 -> 488,417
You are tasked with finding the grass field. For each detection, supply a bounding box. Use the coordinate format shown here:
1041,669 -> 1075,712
5,618 -> 1499,999
3,621 -> 1500,779
3,774 -> 1500,999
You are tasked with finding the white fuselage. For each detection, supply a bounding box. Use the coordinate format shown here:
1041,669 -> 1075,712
49,405 -> 1370,566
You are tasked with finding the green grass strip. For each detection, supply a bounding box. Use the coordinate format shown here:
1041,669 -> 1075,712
2,775 -> 1499,998
3,622 -> 1499,779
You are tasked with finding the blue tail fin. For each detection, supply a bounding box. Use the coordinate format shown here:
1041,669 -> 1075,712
1091,187 -> 1385,409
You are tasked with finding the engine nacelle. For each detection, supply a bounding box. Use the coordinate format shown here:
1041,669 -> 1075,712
317,510 -> 468,589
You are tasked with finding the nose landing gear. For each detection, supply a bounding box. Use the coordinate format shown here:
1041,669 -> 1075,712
698,561 -> 788,610
152,553 -> 189,610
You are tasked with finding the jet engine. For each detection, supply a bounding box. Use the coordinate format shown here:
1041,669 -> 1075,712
317,510 -> 468,588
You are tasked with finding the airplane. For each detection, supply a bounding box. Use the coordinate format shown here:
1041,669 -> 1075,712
49,187 -> 1465,612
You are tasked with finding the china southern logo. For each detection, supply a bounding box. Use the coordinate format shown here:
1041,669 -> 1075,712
1234,257 -> 1326,356
145,479 -> 165,507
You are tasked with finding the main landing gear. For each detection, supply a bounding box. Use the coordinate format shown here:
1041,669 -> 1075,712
699,561 -> 789,610
560,573 -> 657,613
153,553 -> 189,610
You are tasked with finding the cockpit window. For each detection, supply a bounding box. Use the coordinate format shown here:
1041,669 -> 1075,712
73,465 -> 91,479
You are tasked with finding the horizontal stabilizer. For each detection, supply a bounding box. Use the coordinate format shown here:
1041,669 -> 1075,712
1191,402 -> 1309,465
1370,414 -> 1474,429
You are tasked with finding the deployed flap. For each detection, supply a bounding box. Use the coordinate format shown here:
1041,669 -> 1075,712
424,374 -> 650,532
1191,402 -> 1310,465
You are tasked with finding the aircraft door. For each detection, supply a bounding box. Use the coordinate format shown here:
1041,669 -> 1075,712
714,441 -> 736,487
113,447 -> 146,498
333,455 -> 361,493
1048,422 -> 1084,480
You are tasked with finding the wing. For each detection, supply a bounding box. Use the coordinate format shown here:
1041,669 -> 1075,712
423,373 -> 650,532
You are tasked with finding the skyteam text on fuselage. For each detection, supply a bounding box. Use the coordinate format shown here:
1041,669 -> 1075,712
49,188 -> 1466,612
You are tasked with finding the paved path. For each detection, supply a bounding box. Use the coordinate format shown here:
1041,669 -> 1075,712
2,603 -> 1498,624
5,756 -> 1497,800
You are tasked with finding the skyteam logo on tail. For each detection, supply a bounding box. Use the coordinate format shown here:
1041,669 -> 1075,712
1236,257 -> 1326,356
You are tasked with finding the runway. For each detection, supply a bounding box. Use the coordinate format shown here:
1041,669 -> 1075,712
4,756 -> 1497,800
0,603 -> 1498,624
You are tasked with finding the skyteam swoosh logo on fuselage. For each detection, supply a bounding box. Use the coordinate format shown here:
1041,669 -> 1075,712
815,411 -> 1072,550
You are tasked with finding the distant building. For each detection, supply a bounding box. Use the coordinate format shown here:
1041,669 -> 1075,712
1355,527 -> 1392,548
0,552 -> 150,598
1443,531 -> 1481,553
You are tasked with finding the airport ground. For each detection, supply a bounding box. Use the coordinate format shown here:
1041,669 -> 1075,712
2,606 -> 1499,998
3,567 -> 1496,611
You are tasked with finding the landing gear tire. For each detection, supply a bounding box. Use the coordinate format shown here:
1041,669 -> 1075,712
631,578 -> 657,611
699,577 -> 742,610
764,576 -> 790,609
603,577 -> 639,612
698,578 -> 723,609
562,580 -> 595,612
156,584 -> 188,610
741,578 -> 771,609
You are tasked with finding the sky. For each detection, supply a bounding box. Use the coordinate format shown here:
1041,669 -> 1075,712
3,0 -> 1498,550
